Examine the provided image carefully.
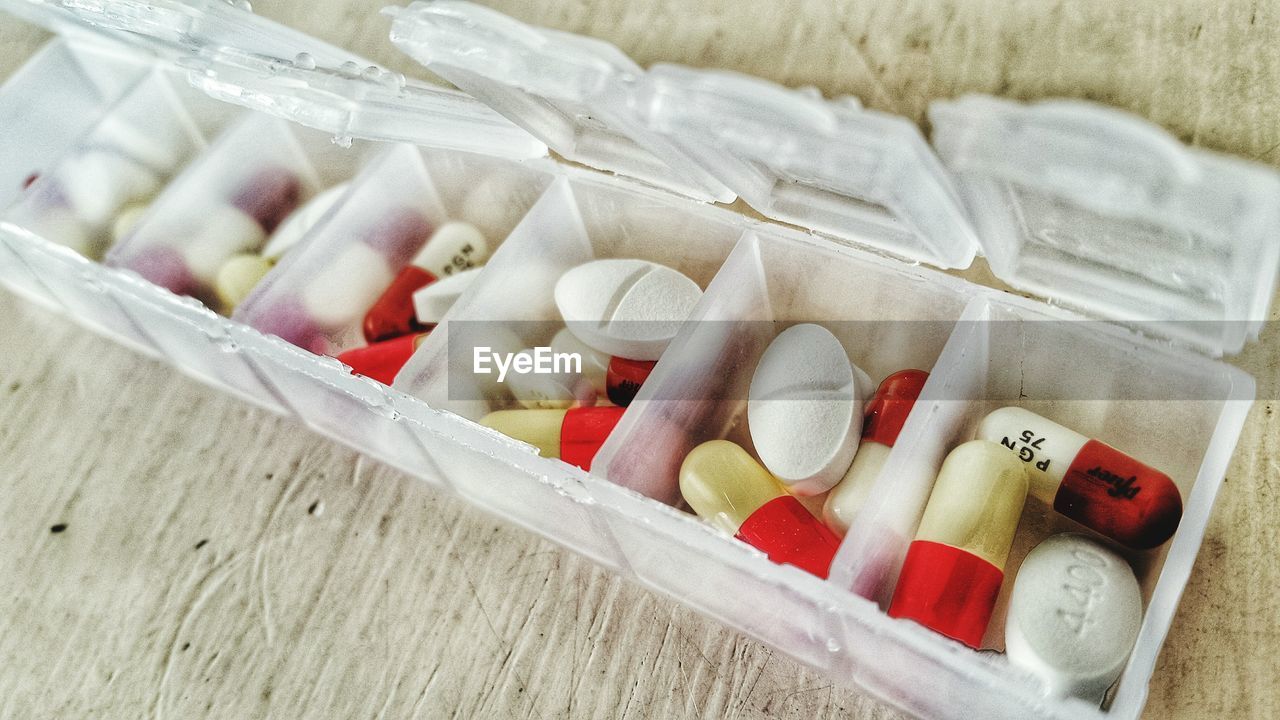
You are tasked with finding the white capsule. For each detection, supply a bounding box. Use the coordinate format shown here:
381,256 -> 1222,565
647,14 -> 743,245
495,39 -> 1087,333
300,241 -> 395,329
410,221 -> 488,278
261,182 -> 349,260
747,324 -> 867,496
60,150 -> 160,226
411,267 -> 480,325
550,327 -> 608,394
179,206 -> 268,285
91,107 -> 192,170
1005,533 -> 1142,703
555,258 -> 702,361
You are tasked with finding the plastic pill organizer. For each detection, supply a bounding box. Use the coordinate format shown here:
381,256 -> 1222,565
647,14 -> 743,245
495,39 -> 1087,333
1,1 -> 1274,719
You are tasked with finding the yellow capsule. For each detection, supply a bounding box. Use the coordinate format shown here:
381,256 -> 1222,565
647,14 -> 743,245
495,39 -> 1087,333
914,439 -> 1029,569
111,202 -> 149,241
888,440 -> 1030,647
479,406 -> 623,472
679,440 -> 788,535
214,253 -> 274,312
481,408 -> 565,458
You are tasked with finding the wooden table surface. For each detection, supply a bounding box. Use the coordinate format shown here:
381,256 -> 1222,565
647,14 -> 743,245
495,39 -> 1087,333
2,1 -> 1278,718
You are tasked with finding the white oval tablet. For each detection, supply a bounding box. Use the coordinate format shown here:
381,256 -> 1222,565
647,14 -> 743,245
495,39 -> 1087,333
1005,533 -> 1142,703
261,182 -> 349,260
747,324 -> 862,496
554,258 -> 701,361
411,267 -> 480,325
410,221 -> 488,278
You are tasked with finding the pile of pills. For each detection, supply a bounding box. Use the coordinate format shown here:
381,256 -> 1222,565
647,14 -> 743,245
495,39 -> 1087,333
212,182 -> 350,312
679,325 -> 927,578
6,104 -> 1177,707
332,220 -> 489,383
667,323 -> 1170,704
884,414 -> 1174,700
5,118 -> 184,259
478,258 -> 703,471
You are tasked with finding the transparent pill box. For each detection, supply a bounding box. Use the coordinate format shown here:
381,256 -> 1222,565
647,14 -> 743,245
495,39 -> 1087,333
0,2 -> 1274,719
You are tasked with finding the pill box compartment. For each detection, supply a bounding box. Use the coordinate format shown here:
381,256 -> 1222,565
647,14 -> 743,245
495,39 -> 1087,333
233,141 -> 552,355
0,4 -> 1274,720
393,173 -> 746,420
594,228 -> 977,505
833,291 -> 1253,714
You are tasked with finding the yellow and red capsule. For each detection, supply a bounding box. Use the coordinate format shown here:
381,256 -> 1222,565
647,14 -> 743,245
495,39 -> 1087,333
680,440 -> 841,578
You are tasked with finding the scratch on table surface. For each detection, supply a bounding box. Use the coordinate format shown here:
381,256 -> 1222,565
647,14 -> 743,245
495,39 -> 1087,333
252,464 -> 313,647
458,559 -> 545,720
768,683 -> 835,714
153,551 -> 242,720
351,455 -> 367,487
730,645 -> 772,720
407,664 -> 443,718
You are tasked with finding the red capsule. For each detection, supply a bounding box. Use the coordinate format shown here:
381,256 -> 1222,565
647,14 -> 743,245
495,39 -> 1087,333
977,407 -> 1182,549
479,406 -> 625,472
824,369 -> 929,535
680,440 -> 841,578
362,222 -> 487,343
888,441 -> 1028,647
363,266 -> 436,343
336,333 -> 428,385
862,369 -> 929,446
605,356 -> 656,406
231,167 -> 303,233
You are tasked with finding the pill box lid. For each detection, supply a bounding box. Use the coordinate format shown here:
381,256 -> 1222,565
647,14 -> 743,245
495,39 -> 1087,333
631,64 -> 982,269
388,1 -> 981,269
386,0 -> 737,204
0,0 -> 548,160
931,95 -> 1280,356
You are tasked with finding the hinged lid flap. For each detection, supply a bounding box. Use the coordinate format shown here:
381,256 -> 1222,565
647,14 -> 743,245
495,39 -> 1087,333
930,94 -> 1280,356
1,0 -> 547,159
386,0 -> 736,203
632,64 -> 981,269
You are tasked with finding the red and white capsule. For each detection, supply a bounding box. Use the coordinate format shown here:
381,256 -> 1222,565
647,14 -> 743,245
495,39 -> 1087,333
336,332 -> 428,386
888,440 -> 1029,647
363,221 -> 487,342
977,407 -> 1182,549
824,369 -> 928,535
605,356 -> 656,406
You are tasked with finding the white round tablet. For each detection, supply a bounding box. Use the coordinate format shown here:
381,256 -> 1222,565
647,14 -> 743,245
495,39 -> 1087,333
554,258 -> 701,361
747,324 -> 863,496
411,267 -> 481,325
1005,533 -> 1142,704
